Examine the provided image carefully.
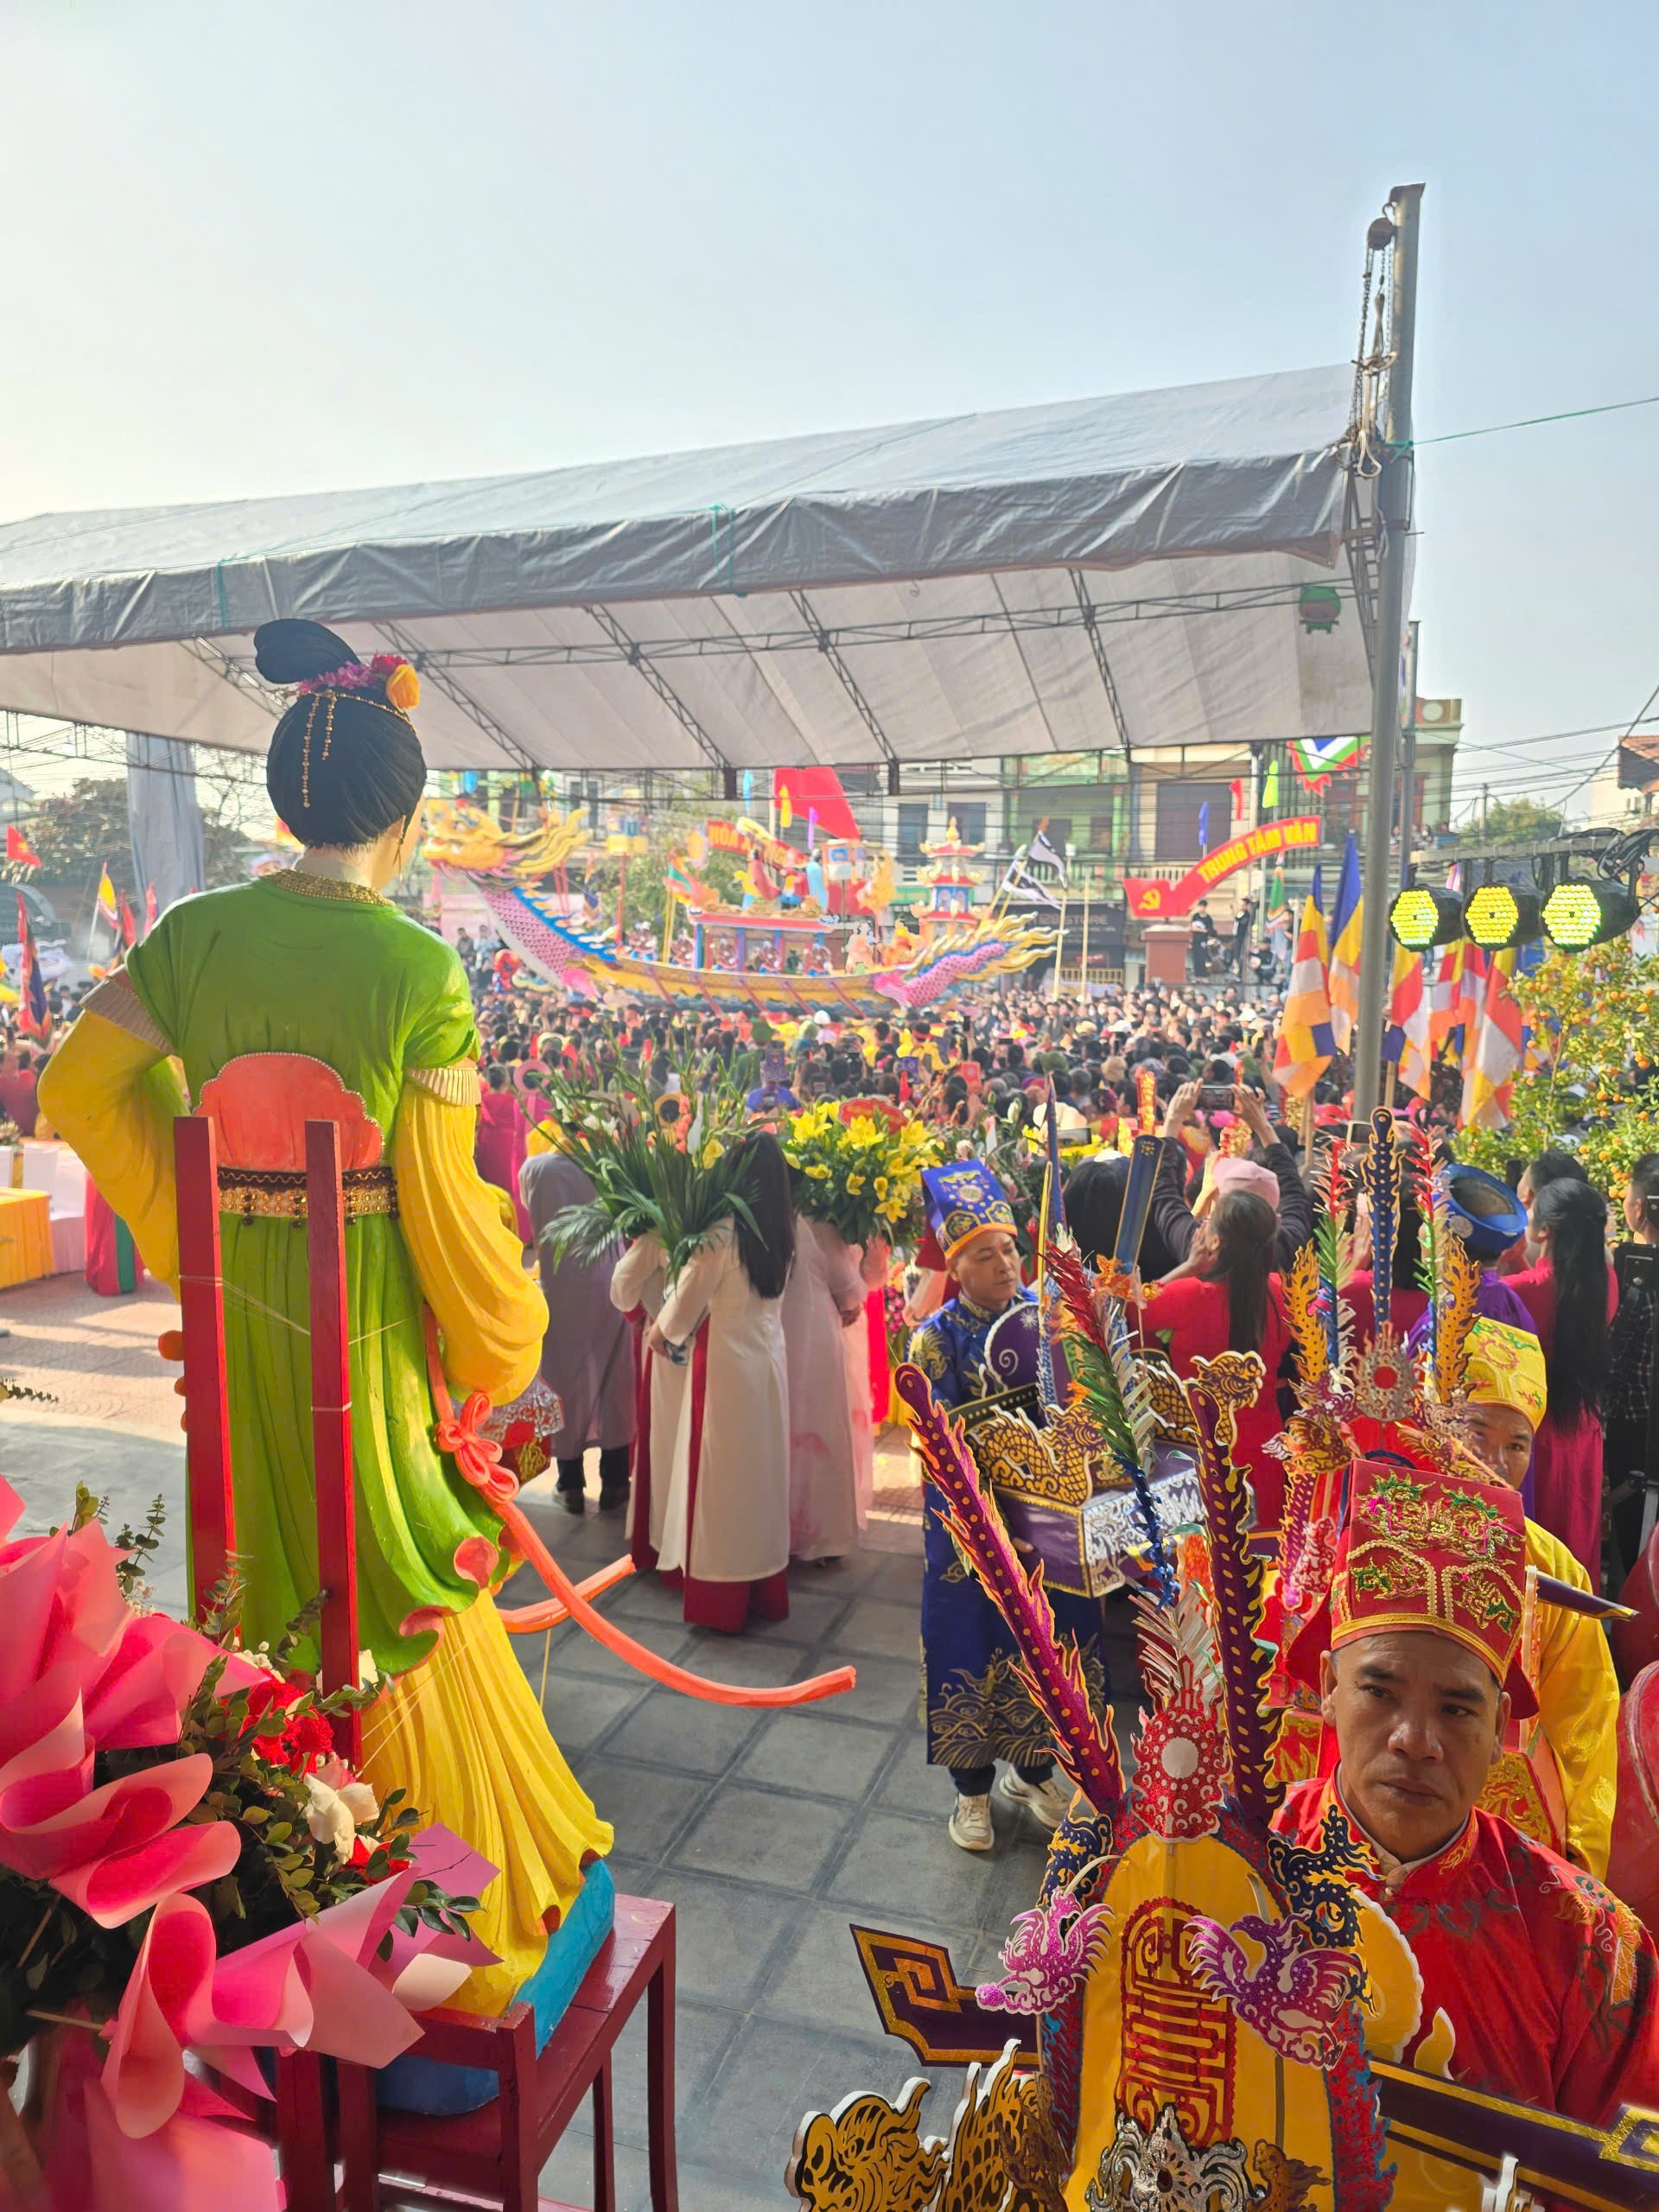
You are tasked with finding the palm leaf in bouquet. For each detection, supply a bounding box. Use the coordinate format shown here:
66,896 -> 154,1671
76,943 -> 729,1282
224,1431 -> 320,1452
534,1060 -> 762,1276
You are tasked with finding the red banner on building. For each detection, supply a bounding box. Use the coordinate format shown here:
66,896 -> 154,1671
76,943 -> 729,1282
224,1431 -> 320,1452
1122,816 -> 1321,920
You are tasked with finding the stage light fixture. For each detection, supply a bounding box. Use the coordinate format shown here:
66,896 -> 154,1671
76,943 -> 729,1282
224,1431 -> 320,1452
1389,885 -> 1465,951
1462,884 -> 1542,950
1540,879 -> 1641,952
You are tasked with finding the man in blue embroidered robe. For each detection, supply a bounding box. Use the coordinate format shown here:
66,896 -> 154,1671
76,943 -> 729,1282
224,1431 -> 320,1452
907,1161 -> 1112,1854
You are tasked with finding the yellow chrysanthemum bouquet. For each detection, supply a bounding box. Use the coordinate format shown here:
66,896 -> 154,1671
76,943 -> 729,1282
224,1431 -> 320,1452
781,1099 -> 940,1249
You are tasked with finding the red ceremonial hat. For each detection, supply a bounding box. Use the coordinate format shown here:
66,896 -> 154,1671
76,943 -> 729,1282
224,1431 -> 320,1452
1286,1459 -> 1536,1717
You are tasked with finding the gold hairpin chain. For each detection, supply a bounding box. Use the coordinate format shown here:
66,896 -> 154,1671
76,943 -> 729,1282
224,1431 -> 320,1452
300,693 -> 321,810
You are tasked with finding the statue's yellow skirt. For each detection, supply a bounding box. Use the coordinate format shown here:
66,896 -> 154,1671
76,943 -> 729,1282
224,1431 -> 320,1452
359,1593 -> 613,2017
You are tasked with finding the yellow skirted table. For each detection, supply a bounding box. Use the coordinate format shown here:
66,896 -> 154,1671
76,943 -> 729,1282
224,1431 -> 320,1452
0,1187 -> 52,1287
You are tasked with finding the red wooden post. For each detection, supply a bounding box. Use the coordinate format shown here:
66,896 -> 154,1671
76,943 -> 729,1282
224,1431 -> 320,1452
173,1115 -> 236,1616
647,1929 -> 679,2212
593,2056 -> 616,2212
306,1118 -> 359,1761
274,2051 -> 334,2209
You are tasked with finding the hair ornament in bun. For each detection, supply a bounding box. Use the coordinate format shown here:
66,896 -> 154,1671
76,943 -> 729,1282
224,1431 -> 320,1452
295,651 -> 416,703
384,659 -> 420,713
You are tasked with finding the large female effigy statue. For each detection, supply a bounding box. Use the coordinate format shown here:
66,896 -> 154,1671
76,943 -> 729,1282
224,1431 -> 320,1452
39,620 -> 610,2017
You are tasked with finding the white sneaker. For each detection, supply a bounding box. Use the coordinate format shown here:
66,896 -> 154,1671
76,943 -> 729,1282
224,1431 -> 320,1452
997,1770 -> 1072,1830
948,1792 -> 995,1853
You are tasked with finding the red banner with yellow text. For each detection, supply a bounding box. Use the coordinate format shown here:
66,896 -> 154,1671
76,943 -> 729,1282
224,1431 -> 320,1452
1122,816 -> 1321,920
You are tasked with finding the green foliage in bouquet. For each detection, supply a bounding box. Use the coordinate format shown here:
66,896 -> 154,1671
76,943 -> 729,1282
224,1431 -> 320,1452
533,1059 -> 765,1277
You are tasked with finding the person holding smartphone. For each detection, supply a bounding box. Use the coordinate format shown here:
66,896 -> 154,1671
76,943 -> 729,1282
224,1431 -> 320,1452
1152,1080 -> 1312,1276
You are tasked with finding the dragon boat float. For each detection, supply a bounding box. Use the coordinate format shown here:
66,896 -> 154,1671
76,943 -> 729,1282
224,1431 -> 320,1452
468,874 -> 1052,1014
429,798 -> 1054,1014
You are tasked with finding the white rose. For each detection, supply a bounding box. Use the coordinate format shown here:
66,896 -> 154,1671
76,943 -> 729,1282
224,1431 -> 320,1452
303,1775 -> 358,1855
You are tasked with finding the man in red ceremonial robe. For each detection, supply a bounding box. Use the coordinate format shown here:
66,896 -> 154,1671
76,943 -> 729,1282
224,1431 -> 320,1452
1275,1462 -> 1659,2138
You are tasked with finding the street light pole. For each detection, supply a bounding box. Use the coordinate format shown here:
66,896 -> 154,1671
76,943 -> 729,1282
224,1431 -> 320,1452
1351,184 -> 1424,1117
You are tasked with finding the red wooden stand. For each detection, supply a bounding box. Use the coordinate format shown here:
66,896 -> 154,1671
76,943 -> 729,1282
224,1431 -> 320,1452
321,1894 -> 677,2212
173,1113 -> 679,2209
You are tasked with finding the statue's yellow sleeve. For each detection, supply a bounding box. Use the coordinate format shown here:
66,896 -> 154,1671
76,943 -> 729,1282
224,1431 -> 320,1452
1526,1517 -> 1618,1880
37,997 -> 187,1290
391,1077 -> 547,1407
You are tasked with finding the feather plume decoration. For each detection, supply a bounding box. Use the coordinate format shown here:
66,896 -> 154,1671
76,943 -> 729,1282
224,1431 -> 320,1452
896,1364 -> 1126,1820
1131,1581 -> 1223,1712
1284,1241 -> 1329,1392
1433,1209 -> 1483,1406
1045,1238 -> 1175,1599
1185,1352 -> 1282,1823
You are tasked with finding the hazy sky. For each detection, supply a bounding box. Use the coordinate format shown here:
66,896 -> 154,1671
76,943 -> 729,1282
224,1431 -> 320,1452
3,0 -> 1656,817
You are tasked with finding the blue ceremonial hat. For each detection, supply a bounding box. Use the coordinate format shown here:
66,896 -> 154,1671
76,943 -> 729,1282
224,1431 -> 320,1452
921,1160 -> 1018,1263
1439,1162 -> 1528,1262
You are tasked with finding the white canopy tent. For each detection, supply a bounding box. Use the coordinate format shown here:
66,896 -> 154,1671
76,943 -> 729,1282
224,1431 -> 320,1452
0,364 -> 1377,778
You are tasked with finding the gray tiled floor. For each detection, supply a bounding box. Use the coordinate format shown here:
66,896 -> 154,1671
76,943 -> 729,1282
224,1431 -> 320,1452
496,1478 -> 1074,2209
4,1413 -> 1112,2210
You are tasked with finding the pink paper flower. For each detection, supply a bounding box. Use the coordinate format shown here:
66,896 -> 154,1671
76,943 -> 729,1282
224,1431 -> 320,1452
0,1478 -> 229,1752
0,1746 -> 239,1926
0,1483 -> 240,1923
100,1827 -> 499,2136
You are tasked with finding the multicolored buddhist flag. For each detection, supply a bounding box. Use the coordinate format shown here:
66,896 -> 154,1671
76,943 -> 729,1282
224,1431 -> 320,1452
1453,940 -> 1490,1066
1327,833 -> 1363,1053
1382,944 -> 1431,1097
1426,868 -> 1465,1052
1272,868 -> 1334,1099
1460,949 -> 1525,1128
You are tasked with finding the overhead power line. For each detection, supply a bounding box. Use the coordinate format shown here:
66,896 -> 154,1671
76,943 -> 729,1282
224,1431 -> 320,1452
1400,391 -> 1659,450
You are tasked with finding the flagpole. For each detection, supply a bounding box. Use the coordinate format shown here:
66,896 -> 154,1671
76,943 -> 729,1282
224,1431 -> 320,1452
1050,887 -> 1068,1002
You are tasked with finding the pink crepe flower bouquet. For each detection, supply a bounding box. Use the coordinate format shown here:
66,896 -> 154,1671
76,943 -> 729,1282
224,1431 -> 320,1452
0,1480 -> 496,2211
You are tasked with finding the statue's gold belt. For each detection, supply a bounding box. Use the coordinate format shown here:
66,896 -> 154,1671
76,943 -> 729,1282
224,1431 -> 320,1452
215,1164 -> 399,1224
